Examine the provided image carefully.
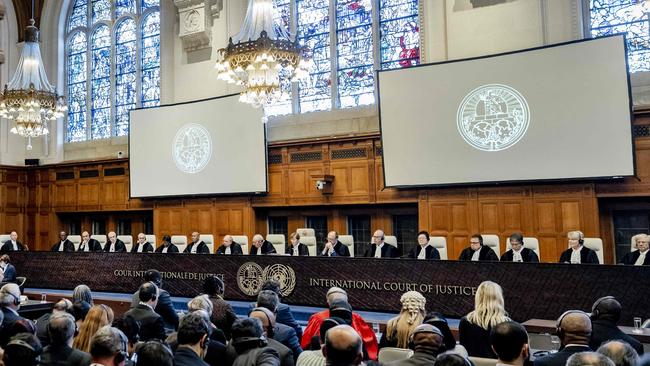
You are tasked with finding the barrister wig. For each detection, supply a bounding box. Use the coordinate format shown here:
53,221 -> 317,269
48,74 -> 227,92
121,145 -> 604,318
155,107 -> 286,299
386,291 -> 426,348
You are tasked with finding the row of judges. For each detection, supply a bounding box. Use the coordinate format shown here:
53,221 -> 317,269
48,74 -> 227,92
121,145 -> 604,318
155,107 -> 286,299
1,229 -> 649,265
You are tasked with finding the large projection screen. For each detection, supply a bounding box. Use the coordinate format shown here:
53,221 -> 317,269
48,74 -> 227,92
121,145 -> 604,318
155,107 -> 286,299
378,35 -> 634,188
129,95 -> 267,198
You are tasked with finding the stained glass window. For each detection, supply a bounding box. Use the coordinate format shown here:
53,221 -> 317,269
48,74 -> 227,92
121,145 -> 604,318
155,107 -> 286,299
265,0 -> 294,117
65,0 -> 161,142
379,0 -> 420,69
590,0 -> 650,73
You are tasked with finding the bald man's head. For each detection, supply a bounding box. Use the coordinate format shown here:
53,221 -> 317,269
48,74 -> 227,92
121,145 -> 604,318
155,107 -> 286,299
557,311 -> 592,345
324,325 -> 362,366
326,287 -> 348,305
250,307 -> 276,338
567,352 -> 615,366
597,340 -> 639,366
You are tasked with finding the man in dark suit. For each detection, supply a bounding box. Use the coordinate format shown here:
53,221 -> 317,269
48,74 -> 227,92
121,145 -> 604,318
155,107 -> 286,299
388,324 -> 444,366
249,307 -> 295,366
287,232 -> 309,256
216,235 -> 244,255
104,231 -> 126,252
0,255 -> 17,284
0,283 -> 26,346
39,312 -> 92,366
155,235 -> 179,253
132,232 -> 154,253
320,231 -> 350,257
125,282 -> 166,341
131,269 -> 179,331
252,291 -> 302,362
589,296 -> 643,355
619,234 -> 650,265
363,230 -> 398,258
533,310 -> 592,366
248,280 -> 302,341
1,231 -> 26,252
251,234 -> 277,255
36,299 -> 74,347
404,231 -> 440,260
185,232 -> 211,254
489,321 -> 530,366
174,312 -> 211,366
51,231 -> 75,252
559,231 -> 599,264
501,233 -> 539,263
77,231 -> 102,252
458,234 -> 498,261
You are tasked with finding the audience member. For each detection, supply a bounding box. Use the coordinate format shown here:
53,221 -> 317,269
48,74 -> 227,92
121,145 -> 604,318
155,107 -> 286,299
0,255 -> 16,284
1,231 -> 25,252
387,324 -> 444,366
112,315 -> 140,359
51,231 -> 74,252
133,340 -> 174,366
297,318 -> 344,366
257,280 -> 302,340
380,291 -> 426,349
131,269 -> 179,331
131,233 -> 154,253
174,311 -> 212,366
559,231 -> 599,264
185,232 -> 210,254
73,284 -> 94,306
250,307 -> 295,366
598,340 -> 640,366
77,231 -> 101,252
459,281 -> 510,358
323,325 -> 362,366
423,312 -> 458,354
0,283 -> 25,345
216,235 -> 244,255
253,289 -> 302,360
39,312 -> 92,366
73,304 -> 114,353
155,235 -> 179,253
203,274 -> 237,340
363,230 -> 398,258
88,326 -> 128,366
458,234 -> 498,261
435,353 -> 473,366
251,234 -> 277,255
191,309 -> 230,366
589,296 -> 643,355
3,332 -> 42,366
620,234 -> 650,265
124,282 -> 165,341
489,321 -> 530,366
231,317 -> 280,366
566,351 -> 615,366
320,232 -> 350,257
501,233 -> 539,262
188,294 -> 227,344
403,231 -> 440,260
534,310 -> 592,366
72,300 -> 91,327
287,232 -> 309,256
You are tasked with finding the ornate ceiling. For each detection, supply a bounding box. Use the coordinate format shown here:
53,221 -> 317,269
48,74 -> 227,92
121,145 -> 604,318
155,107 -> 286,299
10,0 -> 44,42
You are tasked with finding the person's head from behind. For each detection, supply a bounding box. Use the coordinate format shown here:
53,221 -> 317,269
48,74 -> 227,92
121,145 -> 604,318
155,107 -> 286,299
3,333 -> 42,366
177,311 -> 211,358
436,353 -> 472,366
48,312 -> 76,346
323,324 -> 363,366
52,298 -> 74,316
387,290 -> 426,348
89,326 -> 128,366
187,294 -> 213,315
329,299 -> 353,325
257,290 -> 279,313
74,305 -> 114,352
138,282 -> 159,308
143,269 -> 162,288
112,316 -> 140,355
409,324 -> 444,356
319,317 -> 346,346
556,310 -> 592,345
231,317 -> 266,354
424,312 -> 456,352
6,319 -> 36,339
0,283 -> 21,310
134,340 -> 174,366
261,279 -> 282,299
202,275 -> 224,297
490,321 -> 529,365
73,284 -> 93,305
567,352 -> 615,366
73,300 -> 91,324
591,296 -> 622,323
250,307 -> 277,338
326,287 -> 348,306
597,340 -> 639,366
468,281 -> 508,329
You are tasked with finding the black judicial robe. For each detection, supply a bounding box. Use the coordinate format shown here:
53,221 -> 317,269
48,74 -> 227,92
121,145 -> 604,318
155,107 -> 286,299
287,243 -> 309,256
458,245 -> 498,261
184,241 -> 210,254
559,246 -> 599,264
216,242 -> 244,255
500,247 -> 539,262
363,243 -> 398,258
404,245 -> 440,260
250,240 -> 277,255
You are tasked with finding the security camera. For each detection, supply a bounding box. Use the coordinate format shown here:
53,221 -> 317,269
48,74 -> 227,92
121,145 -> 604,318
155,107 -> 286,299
117,151 -> 124,158
316,180 -> 325,190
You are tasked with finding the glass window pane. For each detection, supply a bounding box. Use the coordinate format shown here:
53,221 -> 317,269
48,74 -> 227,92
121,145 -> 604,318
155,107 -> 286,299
306,216 -> 328,244
141,11 -> 161,107
91,25 -> 111,139
142,0 -> 160,9
115,0 -> 136,18
67,32 -> 88,142
115,18 -> 137,136
68,0 -> 88,32
392,214 -> 418,256
265,0 -> 293,117
380,0 -> 420,70
92,0 -> 112,24
347,215 -> 371,256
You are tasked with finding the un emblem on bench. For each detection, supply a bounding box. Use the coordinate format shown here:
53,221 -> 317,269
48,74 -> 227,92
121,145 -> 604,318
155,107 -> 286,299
237,262 -> 296,297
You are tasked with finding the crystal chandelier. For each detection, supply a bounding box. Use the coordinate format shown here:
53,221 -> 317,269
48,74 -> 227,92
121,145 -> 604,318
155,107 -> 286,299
215,0 -> 312,108
0,18 -> 67,149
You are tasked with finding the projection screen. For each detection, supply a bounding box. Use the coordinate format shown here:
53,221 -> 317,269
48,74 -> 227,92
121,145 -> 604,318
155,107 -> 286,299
129,94 -> 267,198
378,35 -> 634,188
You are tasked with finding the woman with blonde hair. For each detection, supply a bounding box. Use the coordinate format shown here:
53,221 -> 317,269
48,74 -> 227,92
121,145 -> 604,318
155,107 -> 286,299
72,304 -> 114,352
459,281 -> 510,358
379,291 -> 426,349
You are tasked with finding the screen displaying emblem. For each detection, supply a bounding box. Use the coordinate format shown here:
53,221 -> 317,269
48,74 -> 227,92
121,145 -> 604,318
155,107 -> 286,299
172,123 -> 212,174
457,84 -> 530,151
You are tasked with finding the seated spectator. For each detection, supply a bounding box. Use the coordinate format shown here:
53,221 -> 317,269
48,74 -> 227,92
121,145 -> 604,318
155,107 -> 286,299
88,326 -> 129,366
3,332 -> 42,366
73,304 -> 114,353
40,312 -> 92,366
0,283 -> 25,346
113,315 -> 140,359
188,294 -> 227,344
250,307 -> 295,366
174,311 -> 212,366
387,324 -> 444,366
597,341 -> 640,366
589,296 -> 644,355
0,255 -> 17,284
253,290 -> 302,361
36,298 -> 74,347
72,300 -> 91,328
133,340 -> 174,366
322,325 -> 362,366
192,309 -> 230,366
4,318 -> 37,342
131,269 -> 179,331
534,310 -> 593,366
490,321 -> 530,366
124,282 -> 165,341
567,352 -> 615,366
435,353 -> 473,366
252,280 -> 302,340
73,284 -> 94,306
380,291 -> 426,349
296,318 -> 345,366
459,281 -> 510,358
203,275 -> 237,340
423,312 -> 460,354
231,317 -> 280,366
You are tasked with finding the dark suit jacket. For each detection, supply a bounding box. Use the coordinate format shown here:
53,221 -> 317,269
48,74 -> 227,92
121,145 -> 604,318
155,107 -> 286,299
36,312 -> 52,346
500,247 -> 539,262
250,240 -> 277,255
204,338 -> 229,366
124,303 -> 166,341
287,243 -> 309,256
131,289 -> 179,331
319,241 -> 350,257
458,246 -> 498,261
40,344 -> 92,366
131,242 -> 154,253
1,307 -> 25,345
174,347 -> 210,366
559,246 -> 599,264
363,243 -> 398,258
273,322 -> 302,363
155,243 -> 179,253
185,241 -> 210,254
458,316 -> 495,358
590,319 -> 644,355
404,245 -> 440,260
619,250 -> 650,265
209,296 -> 238,340
216,242 -> 244,255
1,241 -> 25,252
103,239 -> 126,252
533,345 -> 592,366
247,303 -> 302,341
386,351 -> 436,366
51,239 -> 75,252
1,263 -> 16,283
77,238 -> 102,252
267,338 -> 294,366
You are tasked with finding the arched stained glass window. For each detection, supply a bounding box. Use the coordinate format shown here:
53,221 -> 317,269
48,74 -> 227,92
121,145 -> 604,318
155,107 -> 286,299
65,0 -> 161,142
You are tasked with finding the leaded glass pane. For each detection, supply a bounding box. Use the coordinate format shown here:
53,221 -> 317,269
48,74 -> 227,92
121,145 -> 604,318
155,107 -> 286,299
337,0 -> 374,108
265,0 -> 293,117
115,19 -> 137,136
590,0 -> 650,72
115,0 -> 136,18
297,0 -> 331,112
380,0 -> 419,69
142,0 -> 159,9
141,12 -> 161,107
92,0 -> 111,24
91,25 -> 111,139
68,0 -> 88,32
66,32 -> 88,143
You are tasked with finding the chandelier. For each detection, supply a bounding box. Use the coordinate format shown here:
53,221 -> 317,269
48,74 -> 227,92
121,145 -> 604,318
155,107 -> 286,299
0,19 -> 67,149
215,0 -> 312,108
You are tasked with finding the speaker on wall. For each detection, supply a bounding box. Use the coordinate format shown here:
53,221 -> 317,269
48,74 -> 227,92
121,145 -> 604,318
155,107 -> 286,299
24,159 -> 39,166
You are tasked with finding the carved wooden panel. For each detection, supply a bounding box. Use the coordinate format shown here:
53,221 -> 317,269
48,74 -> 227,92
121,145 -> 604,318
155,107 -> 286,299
78,182 -> 100,206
